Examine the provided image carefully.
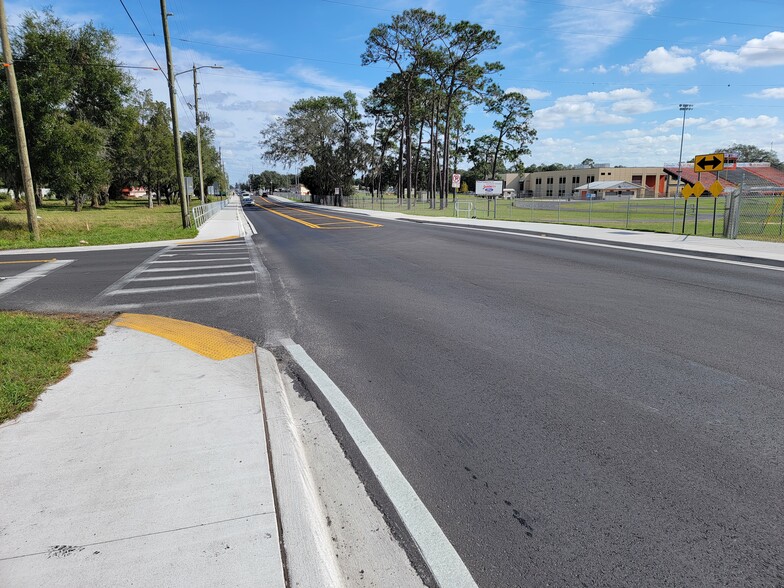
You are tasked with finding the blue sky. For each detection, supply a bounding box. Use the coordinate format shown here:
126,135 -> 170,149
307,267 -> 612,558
6,0 -> 784,181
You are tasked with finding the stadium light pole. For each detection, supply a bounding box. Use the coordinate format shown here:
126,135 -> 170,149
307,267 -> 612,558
673,103 -> 693,232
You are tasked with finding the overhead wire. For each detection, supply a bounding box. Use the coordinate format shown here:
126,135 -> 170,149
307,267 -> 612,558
118,0 -> 167,80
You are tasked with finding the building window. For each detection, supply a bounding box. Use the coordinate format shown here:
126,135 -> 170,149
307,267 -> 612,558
535,178 -> 542,185
558,189 -> 565,197
546,189 -> 553,197
572,176 -> 580,184
588,175 -> 595,183
559,177 -> 566,184
546,177 -> 553,185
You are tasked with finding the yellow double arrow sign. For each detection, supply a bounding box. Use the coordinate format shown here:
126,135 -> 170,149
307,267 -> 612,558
682,180 -> 724,199
694,152 -> 725,172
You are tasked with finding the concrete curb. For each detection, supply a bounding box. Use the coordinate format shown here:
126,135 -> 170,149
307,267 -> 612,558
279,340 -> 476,588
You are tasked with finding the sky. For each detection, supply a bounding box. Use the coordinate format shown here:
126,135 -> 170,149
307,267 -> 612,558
6,0 -> 784,182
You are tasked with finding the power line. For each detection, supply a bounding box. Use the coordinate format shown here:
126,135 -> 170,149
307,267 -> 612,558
118,0 -> 167,80
135,0 -> 156,35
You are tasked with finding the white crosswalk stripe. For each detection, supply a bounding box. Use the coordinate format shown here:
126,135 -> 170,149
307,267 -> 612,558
94,239 -> 259,308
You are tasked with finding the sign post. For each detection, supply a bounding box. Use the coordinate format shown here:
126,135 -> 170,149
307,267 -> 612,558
709,180 -> 723,236
681,184 -> 693,233
451,173 -> 461,206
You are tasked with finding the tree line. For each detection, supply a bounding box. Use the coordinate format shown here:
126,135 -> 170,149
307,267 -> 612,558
0,9 -> 227,211
259,8 -> 536,208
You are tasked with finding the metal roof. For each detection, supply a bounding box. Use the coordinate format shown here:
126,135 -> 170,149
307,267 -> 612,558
575,181 -> 644,190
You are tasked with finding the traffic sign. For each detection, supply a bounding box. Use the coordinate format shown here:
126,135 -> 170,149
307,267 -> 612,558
682,184 -> 693,199
692,181 -> 705,198
709,181 -> 723,198
451,173 -> 461,189
694,153 -> 724,172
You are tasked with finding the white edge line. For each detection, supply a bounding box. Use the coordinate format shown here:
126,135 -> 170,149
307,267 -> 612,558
282,341 -> 478,588
0,259 -> 74,297
442,224 -> 784,272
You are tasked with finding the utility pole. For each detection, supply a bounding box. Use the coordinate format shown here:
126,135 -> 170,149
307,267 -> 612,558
159,0 -> 189,228
0,0 -> 39,240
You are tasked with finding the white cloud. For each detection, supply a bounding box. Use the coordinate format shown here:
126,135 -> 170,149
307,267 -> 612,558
626,46 -> 696,74
550,0 -> 665,62
680,86 -> 700,95
116,34 -> 371,181
652,117 -> 707,133
533,88 -> 656,129
747,88 -> 784,99
701,31 -> 784,72
287,64 -> 371,97
472,0 -> 526,28
507,87 -> 551,100
702,115 -> 779,130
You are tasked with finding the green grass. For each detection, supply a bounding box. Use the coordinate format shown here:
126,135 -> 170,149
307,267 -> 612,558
0,199 -> 198,249
0,312 -> 111,423
342,194 -> 732,238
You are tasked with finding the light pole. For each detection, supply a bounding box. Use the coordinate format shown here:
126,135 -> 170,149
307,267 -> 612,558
673,103 -> 693,231
176,64 -> 222,204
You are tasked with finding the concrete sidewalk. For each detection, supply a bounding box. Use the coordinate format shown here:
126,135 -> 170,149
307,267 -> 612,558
270,194 -> 784,264
0,314 -> 286,587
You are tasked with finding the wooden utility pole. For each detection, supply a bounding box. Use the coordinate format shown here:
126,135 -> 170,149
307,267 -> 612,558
0,0 -> 39,240
159,0 -> 190,228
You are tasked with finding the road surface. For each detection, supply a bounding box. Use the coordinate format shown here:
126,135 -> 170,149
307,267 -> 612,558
2,199 -> 783,586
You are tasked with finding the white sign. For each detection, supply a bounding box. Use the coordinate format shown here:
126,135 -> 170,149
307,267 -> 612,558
451,173 -> 461,189
335,187 -> 340,195
476,181 -> 503,196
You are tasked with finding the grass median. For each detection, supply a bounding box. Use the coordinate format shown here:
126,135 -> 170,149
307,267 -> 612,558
0,199 -> 198,249
0,312 -> 111,423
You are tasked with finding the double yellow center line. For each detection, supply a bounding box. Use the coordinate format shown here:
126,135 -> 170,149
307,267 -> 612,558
256,198 -> 382,230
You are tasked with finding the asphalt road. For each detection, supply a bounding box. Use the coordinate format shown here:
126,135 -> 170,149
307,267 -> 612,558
2,202 -> 784,586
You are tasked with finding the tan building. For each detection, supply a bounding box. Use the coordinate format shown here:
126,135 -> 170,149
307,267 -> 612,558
503,167 -> 674,199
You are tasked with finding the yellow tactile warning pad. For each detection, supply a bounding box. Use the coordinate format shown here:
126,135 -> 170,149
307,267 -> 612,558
114,313 -> 254,360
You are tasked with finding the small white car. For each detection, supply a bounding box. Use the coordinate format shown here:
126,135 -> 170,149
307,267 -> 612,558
241,195 -> 253,206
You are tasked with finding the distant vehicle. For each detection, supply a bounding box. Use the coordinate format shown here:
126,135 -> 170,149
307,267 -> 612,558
261,192 -> 268,197
241,195 -> 253,206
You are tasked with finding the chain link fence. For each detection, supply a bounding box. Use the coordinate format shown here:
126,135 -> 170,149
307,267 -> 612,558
724,186 -> 784,242
342,193 -> 731,238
